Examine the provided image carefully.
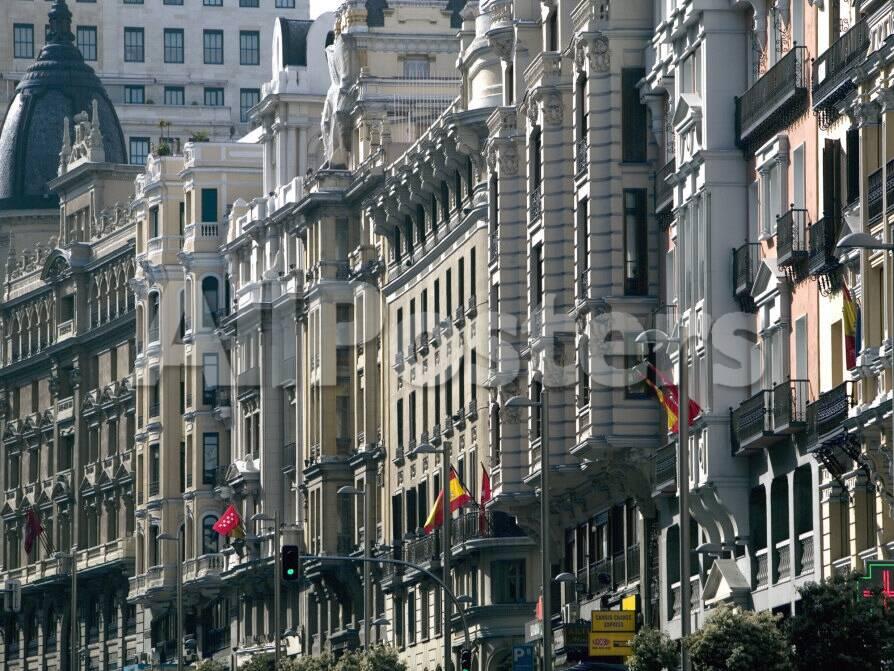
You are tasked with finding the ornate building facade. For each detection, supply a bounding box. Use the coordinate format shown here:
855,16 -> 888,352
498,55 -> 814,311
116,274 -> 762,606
0,104 -> 140,670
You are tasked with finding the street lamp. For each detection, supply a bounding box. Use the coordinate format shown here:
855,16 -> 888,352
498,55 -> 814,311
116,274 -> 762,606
636,323 -> 690,671
837,231 -> 894,501
504,391 -> 552,671
157,530 -> 184,671
251,511 -> 282,671
337,485 -> 372,651
407,439 -> 455,671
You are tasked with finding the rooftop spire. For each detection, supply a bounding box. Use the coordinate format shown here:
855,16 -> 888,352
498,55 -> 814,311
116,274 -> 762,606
47,0 -> 74,45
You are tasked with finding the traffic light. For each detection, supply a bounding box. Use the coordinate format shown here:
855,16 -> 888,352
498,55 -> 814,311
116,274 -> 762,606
282,544 -> 301,582
460,647 -> 472,671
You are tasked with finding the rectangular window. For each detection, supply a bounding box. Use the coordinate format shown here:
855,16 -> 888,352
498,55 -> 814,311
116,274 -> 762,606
491,559 -> 526,603
793,143 -> 806,209
164,28 -> 184,63
129,137 -> 150,166
123,0 -> 144,4
240,0 -> 260,5
623,189 -> 648,295
124,27 -> 145,63
275,0 -> 296,6
124,85 -> 145,104
201,188 -> 218,222
202,433 -> 219,485
845,128 -> 860,205
202,353 -> 219,405
795,315 -> 808,380
164,0 -> 184,4
149,444 -> 160,493
203,30 -> 224,64
239,31 -> 260,65
204,87 -> 224,107
164,86 -> 185,106
239,88 -> 260,123
76,26 -> 97,61
622,68 -> 647,162
532,243 -> 543,305
204,0 -> 223,5
14,24 -> 34,59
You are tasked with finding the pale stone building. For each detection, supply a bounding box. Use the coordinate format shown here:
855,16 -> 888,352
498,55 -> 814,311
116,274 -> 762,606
1,0 -> 306,163
0,98 -> 140,670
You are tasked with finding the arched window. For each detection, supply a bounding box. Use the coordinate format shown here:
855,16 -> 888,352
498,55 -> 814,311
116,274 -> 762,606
201,277 -> 219,328
202,516 -> 220,555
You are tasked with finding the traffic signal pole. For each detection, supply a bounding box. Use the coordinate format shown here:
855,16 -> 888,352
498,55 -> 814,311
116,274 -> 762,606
300,553 -> 472,658
274,509 -> 281,671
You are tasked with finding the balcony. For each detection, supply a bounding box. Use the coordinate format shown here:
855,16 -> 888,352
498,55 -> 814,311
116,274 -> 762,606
731,390 -> 780,452
529,185 -> 542,222
812,19 -> 868,118
655,157 -> 675,211
653,442 -> 677,495
772,379 -> 808,434
806,382 -> 851,446
776,207 -> 808,268
575,137 -> 587,177
182,553 -> 225,587
732,243 -> 760,311
731,380 -> 807,453
736,46 -> 809,152
868,166 -> 884,221
807,214 -> 841,277
451,510 -> 525,549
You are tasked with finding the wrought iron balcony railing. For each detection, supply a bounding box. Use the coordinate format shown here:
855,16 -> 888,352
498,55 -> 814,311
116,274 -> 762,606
732,242 -> 760,311
776,207 -> 808,268
807,213 -> 841,277
736,46 -> 809,152
868,166 -> 884,221
806,382 -> 851,446
772,379 -> 809,434
812,19 -> 868,118
653,442 -> 677,495
529,184 -> 542,221
731,389 -> 778,452
655,157 -> 675,211
575,137 -> 587,177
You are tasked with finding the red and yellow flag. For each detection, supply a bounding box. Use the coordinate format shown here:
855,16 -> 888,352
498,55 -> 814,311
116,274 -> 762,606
423,467 -> 472,533
644,363 -> 701,433
842,283 -> 858,370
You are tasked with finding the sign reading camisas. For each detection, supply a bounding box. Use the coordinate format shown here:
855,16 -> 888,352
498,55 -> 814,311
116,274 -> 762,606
589,610 -> 635,657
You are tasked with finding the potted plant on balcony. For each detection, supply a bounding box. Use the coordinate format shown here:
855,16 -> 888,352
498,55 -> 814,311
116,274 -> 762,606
189,130 -> 210,143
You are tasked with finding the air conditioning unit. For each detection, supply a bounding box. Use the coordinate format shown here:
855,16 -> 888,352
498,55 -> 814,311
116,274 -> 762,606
562,602 -> 580,624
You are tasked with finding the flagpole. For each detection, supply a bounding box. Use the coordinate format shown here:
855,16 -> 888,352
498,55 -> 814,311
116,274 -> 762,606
442,439 -> 452,671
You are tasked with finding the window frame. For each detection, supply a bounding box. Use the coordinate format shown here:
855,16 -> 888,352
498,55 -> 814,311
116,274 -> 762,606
164,86 -> 185,106
239,30 -> 260,65
13,24 -> 35,60
204,87 -> 225,107
129,137 -> 150,166
203,29 -> 224,65
163,28 -> 184,64
76,26 -> 97,61
239,88 -> 260,123
123,27 -> 145,63
124,85 -> 145,105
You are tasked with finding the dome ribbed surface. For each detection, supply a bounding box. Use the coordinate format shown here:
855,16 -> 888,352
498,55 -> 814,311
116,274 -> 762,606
0,0 -> 126,210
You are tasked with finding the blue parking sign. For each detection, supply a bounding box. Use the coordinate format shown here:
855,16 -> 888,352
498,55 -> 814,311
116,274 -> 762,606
513,644 -> 534,671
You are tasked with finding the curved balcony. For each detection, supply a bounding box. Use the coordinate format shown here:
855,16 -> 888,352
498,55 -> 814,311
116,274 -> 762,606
183,553 -> 225,589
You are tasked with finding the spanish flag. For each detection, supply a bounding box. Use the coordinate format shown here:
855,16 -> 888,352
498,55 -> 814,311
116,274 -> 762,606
643,363 -> 701,433
423,467 -> 472,533
842,283 -> 859,370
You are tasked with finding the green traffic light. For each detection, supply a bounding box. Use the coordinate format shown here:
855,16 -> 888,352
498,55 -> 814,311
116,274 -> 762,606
287,568 -> 295,575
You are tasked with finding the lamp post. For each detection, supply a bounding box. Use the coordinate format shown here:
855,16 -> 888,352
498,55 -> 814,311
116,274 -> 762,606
251,511 -> 282,670
837,232 -> 894,461
504,391 -> 551,671
408,439 -> 454,671
337,485 -> 372,650
636,325 -> 689,671
157,529 -> 184,671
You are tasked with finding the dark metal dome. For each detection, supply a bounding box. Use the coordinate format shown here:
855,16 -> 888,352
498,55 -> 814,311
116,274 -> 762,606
0,0 -> 126,211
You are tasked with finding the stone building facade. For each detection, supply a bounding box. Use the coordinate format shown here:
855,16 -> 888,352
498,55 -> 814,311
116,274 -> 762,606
1,0 -> 305,162
0,108 -> 140,670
